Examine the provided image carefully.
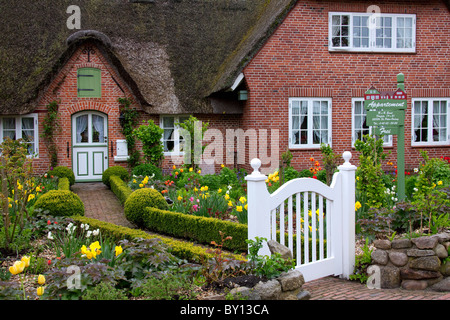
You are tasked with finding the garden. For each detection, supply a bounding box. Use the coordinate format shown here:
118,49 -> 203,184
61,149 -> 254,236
0,114 -> 449,300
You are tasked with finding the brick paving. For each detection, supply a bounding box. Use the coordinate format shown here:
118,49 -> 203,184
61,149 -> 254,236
72,182 -> 450,301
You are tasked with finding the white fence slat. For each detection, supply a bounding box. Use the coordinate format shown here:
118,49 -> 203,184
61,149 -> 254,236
303,192 -> 309,264
288,195 -> 293,254
296,192 -> 301,265
311,192 -> 316,262
319,195 -> 324,260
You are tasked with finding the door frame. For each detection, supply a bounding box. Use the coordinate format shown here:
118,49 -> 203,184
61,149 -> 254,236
71,110 -> 109,182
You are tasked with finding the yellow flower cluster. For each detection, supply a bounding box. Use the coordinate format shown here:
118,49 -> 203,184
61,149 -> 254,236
266,171 -> 279,183
9,256 -> 30,275
81,241 -> 102,259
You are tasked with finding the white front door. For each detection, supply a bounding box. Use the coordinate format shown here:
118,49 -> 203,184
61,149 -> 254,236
72,111 -> 108,182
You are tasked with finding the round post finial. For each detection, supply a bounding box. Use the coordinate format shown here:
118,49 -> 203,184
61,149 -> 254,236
343,151 -> 352,165
250,158 -> 262,175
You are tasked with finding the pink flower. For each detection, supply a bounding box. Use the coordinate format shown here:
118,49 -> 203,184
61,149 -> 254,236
192,205 -> 199,212
189,197 -> 194,202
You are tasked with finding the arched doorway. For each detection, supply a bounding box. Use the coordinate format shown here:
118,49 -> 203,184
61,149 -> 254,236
72,111 -> 108,182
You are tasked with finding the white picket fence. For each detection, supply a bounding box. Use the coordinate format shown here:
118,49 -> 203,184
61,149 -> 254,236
245,152 -> 357,282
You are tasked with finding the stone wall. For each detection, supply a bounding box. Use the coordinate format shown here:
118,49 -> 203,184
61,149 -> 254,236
370,232 -> 450,292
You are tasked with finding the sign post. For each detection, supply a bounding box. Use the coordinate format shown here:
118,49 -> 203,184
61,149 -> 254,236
364,73 -> 407,200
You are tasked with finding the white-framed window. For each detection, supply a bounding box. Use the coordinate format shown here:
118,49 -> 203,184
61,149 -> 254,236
0,114 -> 39,156
160,115 -> 190,155
412,98 -> 450,146
289,98 -> 332,149
329,12 -> 416,53
352,98 -> 392,147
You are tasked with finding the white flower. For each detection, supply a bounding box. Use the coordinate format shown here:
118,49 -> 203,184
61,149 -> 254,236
92,229 -> 100,236
84,224 -> 89,231
414,168 -> 418,173
413,187 -> 418,192
86,231 -> 92,238
47,232 -> 54,240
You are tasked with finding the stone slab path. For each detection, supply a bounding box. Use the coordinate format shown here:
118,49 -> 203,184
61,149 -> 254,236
71,182 -> 449,300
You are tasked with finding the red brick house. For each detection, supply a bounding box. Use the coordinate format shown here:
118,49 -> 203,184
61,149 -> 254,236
0,0 -> 449,181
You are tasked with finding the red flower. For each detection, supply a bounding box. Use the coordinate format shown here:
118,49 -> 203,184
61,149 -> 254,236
47,220 -> 51,225
313,175 -> 317,179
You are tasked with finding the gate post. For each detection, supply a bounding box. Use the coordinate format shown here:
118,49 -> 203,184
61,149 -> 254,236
338,151 -> 357,279
245,158 -> 271,256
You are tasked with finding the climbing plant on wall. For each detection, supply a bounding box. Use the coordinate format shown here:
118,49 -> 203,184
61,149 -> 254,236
118,97 -> 140,168
41,101 -> 60,168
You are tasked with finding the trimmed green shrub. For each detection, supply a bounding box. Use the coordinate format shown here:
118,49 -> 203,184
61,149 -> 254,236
57,177 -> 70,191
199,174 -> 221,190
143,207 -> 248,252
102,166 -> 129,187
34,190 -> 84,217
124,188 -> 168,226
110,175 -> 133,205
131,163 -> 163,180
49,166 -> 75,186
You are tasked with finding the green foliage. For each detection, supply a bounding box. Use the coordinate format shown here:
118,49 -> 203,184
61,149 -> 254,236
176,116 -> 209,170
110,175 -> 133,205
57,177 -> 70,191
320,143 -> 341,185
41,101 -> 60,168
350,238 -> 373,283
144,207 -> 248,252
245,237 -> 295,279
133,119 -> 164,167
82,281 -> 128,300
49,166 -> 75,186
355,134 -> 389,215
124,188 -> 169,226
102,166 -> 129,187
131,163 -> 163,180
33,190 -> 84,217
283,167 -> 300,182
219,166 -> 239,186
118,97 -> 140,168
199,174 -> 221,191
133,271 -> 199,300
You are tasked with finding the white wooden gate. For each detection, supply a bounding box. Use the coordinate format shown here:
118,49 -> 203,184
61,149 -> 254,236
245,152 -> 357,282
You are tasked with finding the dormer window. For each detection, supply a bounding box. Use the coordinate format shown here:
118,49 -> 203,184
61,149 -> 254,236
77,68 -> 101,98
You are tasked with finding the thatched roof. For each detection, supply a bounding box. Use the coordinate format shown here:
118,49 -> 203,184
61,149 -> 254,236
0,0 -> 295,115
1,0 -> 448,115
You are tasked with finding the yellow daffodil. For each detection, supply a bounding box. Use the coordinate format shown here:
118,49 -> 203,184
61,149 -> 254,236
244,204 -> 248,210
200,186 -> 205,192
221,164 -> 225,168
239,196 -> 246,203
115,246 -> 123,257
355,201 -> 362,211
37,287 -> 45,296
218,189 -> 222,193
189,167 -> 193,172
437,181 -> 443,186
177,196 -> 183,201
37,274 -> 46,285
9,261 -> 25,275
228,200 -> 233,207
36,186 -> 41,192
198,170 -> 201,174
133,179 -> 137,183
27,194 -> 35,202
236,206 -> 243,212
139,184 -> 144,188
224,194 -> 230,200
194,187 -> 198,192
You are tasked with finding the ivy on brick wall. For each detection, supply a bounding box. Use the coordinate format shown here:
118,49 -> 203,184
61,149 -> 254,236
41,101 -> 60,168
118,97 -> 140,168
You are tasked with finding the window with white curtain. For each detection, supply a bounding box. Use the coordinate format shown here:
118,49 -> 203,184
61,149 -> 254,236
329,12 -> 416,52
289,98 -> 332,149
160,115 -> 189,155
352,98 -> 392,147
412,98 -> 450,146
0,114 -> 38,156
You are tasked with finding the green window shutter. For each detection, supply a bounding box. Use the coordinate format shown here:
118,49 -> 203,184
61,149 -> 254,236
77,68 -> 101,98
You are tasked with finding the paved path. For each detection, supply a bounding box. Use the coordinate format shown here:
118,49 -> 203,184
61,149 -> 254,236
72,182 -> 449,301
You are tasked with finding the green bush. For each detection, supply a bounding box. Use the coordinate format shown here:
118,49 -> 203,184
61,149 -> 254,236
102,166 -> 129,187
131,163 -> 163,180
283,166 -> 300,182
110,175 -> 133,205
33,190 -> 84,217
124,188 -> 168,226
144,207 -> 248,252
199,174 -> 221,190
49,166 -> 75,186
57,177 -> 70,191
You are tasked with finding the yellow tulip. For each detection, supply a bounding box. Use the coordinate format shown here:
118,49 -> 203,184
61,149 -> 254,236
177,196 -> 183,201
218,189 -> 222,193
236,206 -> 243,212
173,165 -> 176,170
115,246 -> 123,257
37,274 -> 46,285
355,201 -> 362,211
37,286 -> 45,296
21,256 -> 30,268
189,168 -> 193,172
198,170 -> 201,174
9,261 -> 25,275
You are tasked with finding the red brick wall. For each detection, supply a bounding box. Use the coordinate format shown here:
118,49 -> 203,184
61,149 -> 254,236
35,41 -> 146,176
241,0 -> 450,173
